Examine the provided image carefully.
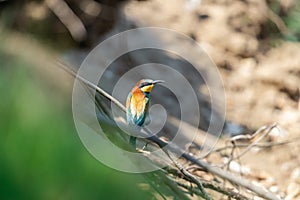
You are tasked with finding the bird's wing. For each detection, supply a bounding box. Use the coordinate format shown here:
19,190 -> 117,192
126,92 -> 133,123
126,92 -> 132,111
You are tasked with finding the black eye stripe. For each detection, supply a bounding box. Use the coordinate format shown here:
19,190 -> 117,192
140,82 -> 152,88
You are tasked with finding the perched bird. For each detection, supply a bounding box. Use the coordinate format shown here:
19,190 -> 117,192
126,79 -> 164,147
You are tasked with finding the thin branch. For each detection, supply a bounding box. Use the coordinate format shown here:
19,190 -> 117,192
168,153 -> 212,200
210,137 -> 300,154
57,60 -> 126,112
45,0 -> 87,41
177,181 -> 250,200
229,123 -> 278,161
162,166 -> 250,200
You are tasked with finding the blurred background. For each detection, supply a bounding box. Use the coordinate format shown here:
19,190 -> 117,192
1,0 -> 300,199
0,0 -> 151,199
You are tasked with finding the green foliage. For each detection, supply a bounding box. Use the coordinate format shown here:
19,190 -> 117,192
0,52 -> 150,200
268,0 -> 300,41
283,2 -> 300,41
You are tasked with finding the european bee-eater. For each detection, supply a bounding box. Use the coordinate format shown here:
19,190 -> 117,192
126,79 -> 164,147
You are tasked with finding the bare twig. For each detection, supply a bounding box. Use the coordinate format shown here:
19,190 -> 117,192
162,166 -> 250,200
229,123 -> 278,143
45,0 -> 87,41
211,137 -> 300,154
177,181 -> 250,200
57,60 -> 126,112
168,153 -> 212,200
229,123 -> 278,161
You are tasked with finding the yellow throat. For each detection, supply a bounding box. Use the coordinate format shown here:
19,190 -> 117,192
141,84 -> 154,93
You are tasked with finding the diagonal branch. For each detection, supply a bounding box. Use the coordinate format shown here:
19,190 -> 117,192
45,0 -> 87,42
57,60 -> 126,112
57,59 -> 280,200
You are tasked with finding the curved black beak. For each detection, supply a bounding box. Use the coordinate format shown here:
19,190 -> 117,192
152,80 -> 165,84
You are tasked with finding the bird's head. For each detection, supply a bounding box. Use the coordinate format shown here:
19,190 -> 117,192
136,79 -> 164,93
